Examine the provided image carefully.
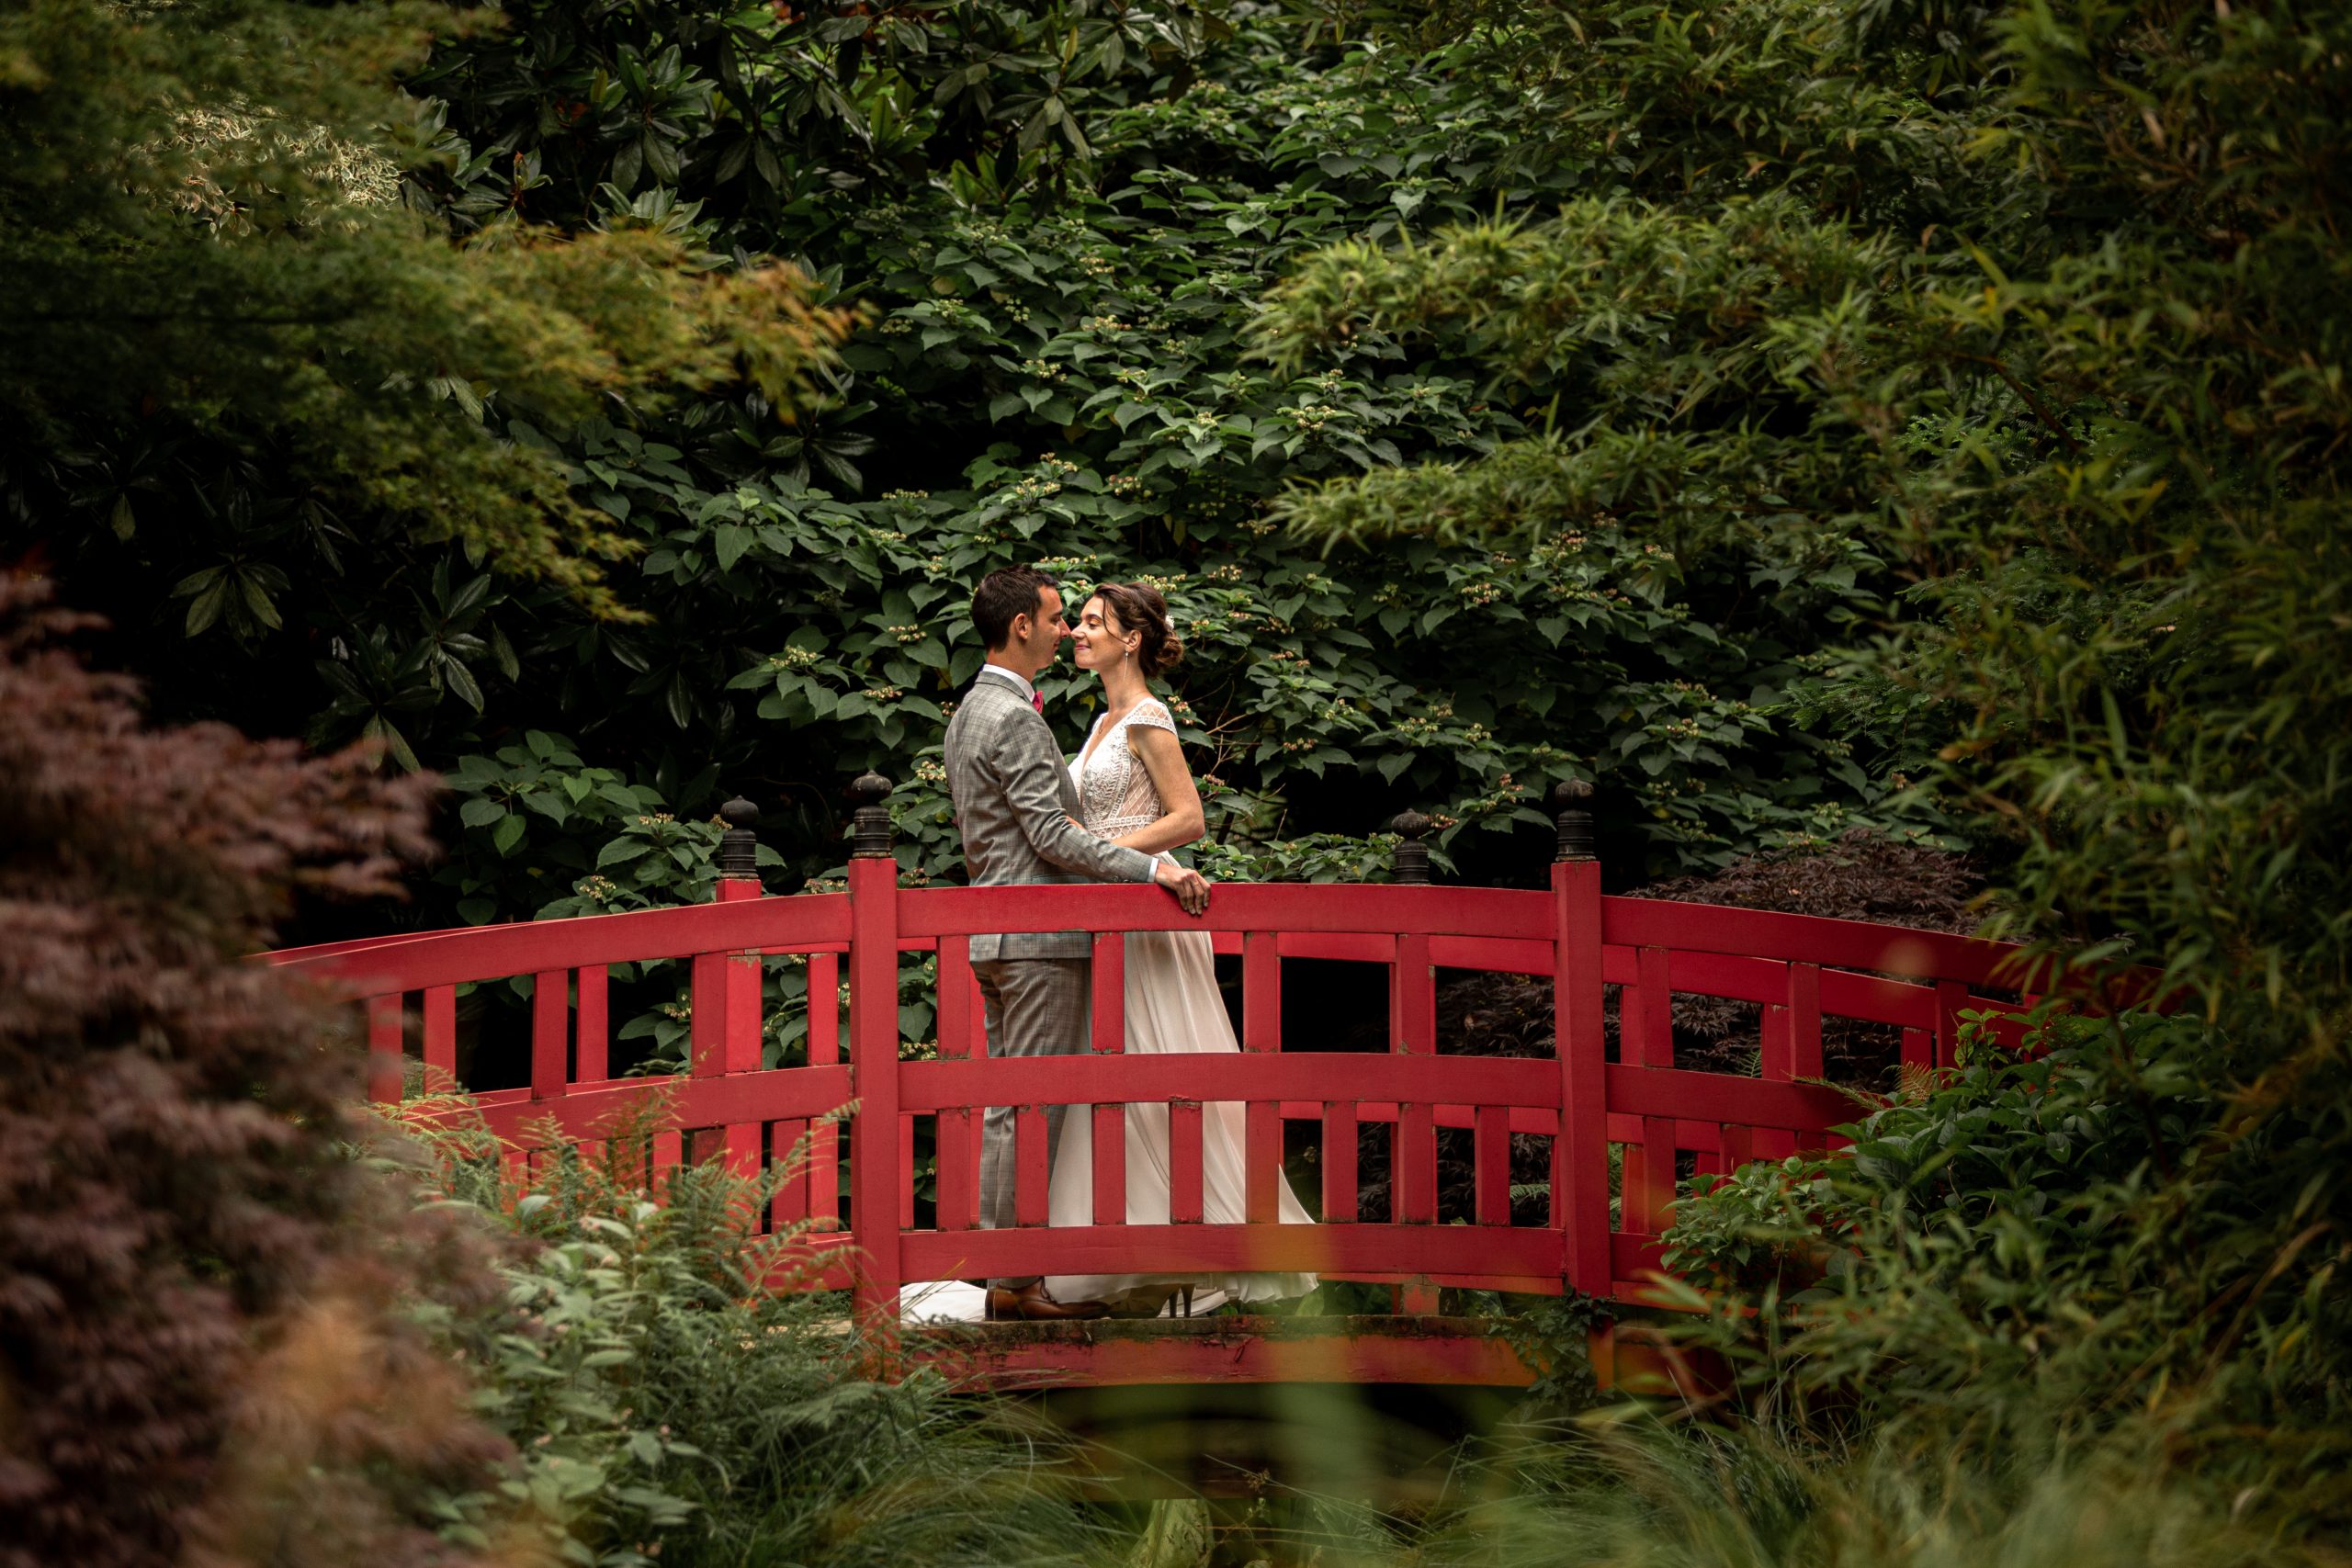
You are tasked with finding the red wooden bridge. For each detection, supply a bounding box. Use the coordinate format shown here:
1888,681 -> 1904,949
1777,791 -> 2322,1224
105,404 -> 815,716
269,781 -> 2049,1390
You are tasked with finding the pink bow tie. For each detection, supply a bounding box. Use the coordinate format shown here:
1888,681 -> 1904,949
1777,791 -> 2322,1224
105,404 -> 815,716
1030,692 -> 1045,713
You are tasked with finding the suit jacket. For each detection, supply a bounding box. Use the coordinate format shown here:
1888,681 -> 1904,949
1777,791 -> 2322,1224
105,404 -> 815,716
944,671 -> 1158,962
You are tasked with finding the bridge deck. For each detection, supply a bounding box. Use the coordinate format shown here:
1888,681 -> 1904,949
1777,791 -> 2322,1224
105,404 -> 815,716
899,1314 -> 1544,1389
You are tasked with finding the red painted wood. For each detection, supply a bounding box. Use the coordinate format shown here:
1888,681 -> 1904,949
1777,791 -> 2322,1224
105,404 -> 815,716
772,1118 -> 808,1226
1322,1102 -> 1359,1223
1091,931 -> 1125,1055
367,993 -> 403,1103
910,1319 -> 1541,1389
1717,1123 -> 1753,1180
1169,1101 -> 1204,1224
899,1114 -> 917,1230
574,967 -> 607,1083
1633,947 -> 1673,1066
899,1221 -> 1564,1282
1935,977 -> 1967,1068
690,953 -> 722,1078
282,894 -> 854,994
899,1052 -> 1557,1111
1092,1102 -> 1126,1226
845,858 -> 904,1320
531,970 -> 567,1099
1015,1105 -> 1049,1226
896,883 -> 1551,942
1475,1103 -> 1510,1224
288,869 -> 2136,1356
1392,932 -> 1436,1224
1634,1114 -> 1677,1233
936,941 -> 975,1059
458,1066 -> 853,1145
1089,931 -> 1128,1226
1606,1064 -> 1850,1131
808,952 -> 841,1065
1555,860 -> 1611,1296
1396,1283 -> 1442,1314
936,1102 -> 975,1231
422,985 -> 456,1088
927,949 -> 978,1225
1243,932 -> 1283,1224
1600,897 -> 2050,990
1627,947 -> 1677,1237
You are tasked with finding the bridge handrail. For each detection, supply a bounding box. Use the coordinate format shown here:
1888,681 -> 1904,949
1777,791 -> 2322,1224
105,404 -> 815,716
281,780 -> 2151,1334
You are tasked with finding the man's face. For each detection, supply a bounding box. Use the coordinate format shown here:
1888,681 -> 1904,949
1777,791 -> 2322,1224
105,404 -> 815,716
1014,585 -> 1069,674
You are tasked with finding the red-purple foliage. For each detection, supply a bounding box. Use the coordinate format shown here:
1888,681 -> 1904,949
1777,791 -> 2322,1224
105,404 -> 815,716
0,577 -> 504,1568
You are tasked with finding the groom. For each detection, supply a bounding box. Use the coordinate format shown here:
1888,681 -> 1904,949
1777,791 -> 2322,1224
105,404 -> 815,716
944,565 -> 1211,1322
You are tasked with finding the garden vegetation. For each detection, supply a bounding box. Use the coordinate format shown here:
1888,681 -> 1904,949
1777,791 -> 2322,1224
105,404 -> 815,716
2,0 -> 2348,1563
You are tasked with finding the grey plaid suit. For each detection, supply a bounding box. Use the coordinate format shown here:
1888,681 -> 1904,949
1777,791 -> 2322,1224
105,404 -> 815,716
944,671 -> 1157,1288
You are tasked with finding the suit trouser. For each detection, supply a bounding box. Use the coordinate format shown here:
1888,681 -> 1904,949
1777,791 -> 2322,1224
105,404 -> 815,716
971,955 -> 1089,1291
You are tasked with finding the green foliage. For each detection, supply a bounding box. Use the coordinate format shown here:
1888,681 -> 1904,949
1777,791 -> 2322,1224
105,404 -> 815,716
1660,1013 -> 2352,1529
400,1095 -> 1114,1567
6,4 -> 1951,956
0,0 -> 850,615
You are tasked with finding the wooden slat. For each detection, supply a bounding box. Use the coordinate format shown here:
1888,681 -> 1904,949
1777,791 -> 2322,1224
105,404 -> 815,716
935,940 -> 976,1059
1092,1103 -> 1126,1226
1554,860 -> 1611,1296
844,858 -> 904,1320
899,1113 -> 917,1230
531,970 -> 567,1099
1014,1105 -> 1049,1226
1475,1104 -> 1511,1224
366,993 -> 404,1103
771,1118 -> 808,1226
1243,932 -> 1282,1224
574,966 -> 607,1083
1935,977 -> 1967,1068
1321,1102 -> 1359,1223
1169,1101 -> 1204,1224
1090,931 -> 1128,1226
1393,932 -> 1436,1225
1091,931 -> 1125,1055
422,986 -> 456,1089
808,953 -> 841,1065
900,1221 -> 1566,1284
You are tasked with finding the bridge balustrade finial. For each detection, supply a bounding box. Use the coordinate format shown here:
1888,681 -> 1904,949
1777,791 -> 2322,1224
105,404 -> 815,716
1389,808 -> 1432,885
716,795 -> 761,879
1552,778 -> 1597,863
849,772 -> 894,859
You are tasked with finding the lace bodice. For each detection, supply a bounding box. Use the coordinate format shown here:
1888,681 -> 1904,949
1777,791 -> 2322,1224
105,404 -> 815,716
1069,697 -> 1178,836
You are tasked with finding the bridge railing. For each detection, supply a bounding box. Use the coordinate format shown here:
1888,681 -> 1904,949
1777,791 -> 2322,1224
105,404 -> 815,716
270,780 -> 2058,1322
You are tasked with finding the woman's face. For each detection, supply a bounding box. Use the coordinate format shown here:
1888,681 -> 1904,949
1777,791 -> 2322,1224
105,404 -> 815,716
1070,594 -> 1136,674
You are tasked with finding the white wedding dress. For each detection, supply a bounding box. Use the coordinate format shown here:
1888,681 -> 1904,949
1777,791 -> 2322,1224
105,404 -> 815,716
1040,696 -> 1317,1311
898,696 -> 1315,1324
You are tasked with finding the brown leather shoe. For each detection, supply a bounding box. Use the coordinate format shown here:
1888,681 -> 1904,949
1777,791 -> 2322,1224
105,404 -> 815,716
983,1282 -> 1109,1321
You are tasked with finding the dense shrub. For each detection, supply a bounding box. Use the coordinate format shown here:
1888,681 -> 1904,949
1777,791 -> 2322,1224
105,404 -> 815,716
395,1095 -> 1113,1568
0,576 -> 501,1568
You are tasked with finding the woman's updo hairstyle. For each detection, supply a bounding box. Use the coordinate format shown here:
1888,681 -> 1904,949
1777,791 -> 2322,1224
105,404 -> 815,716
1091,581 -> 1183,680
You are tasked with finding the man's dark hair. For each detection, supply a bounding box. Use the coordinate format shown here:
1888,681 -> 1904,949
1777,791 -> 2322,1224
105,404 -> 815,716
971,565 -> 1060,650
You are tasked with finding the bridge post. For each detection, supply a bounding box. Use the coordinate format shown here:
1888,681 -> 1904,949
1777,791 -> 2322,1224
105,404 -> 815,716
1388,809 -> 1432,885
844,773 -> 904,1327
692,797 -> 766,1179
1550,780 -> 1611,1299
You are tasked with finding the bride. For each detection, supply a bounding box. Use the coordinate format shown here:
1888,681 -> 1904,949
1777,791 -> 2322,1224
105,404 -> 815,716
1043,581 -> 1317,1314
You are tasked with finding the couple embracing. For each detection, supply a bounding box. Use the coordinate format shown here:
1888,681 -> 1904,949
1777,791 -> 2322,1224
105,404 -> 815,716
941,565 -> 1316,1321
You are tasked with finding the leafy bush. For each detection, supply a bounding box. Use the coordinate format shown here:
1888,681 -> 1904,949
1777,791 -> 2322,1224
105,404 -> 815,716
1660,1012 -> 2352,1531
395,1094 -> 1114,1568
0,577 -> 507,1568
